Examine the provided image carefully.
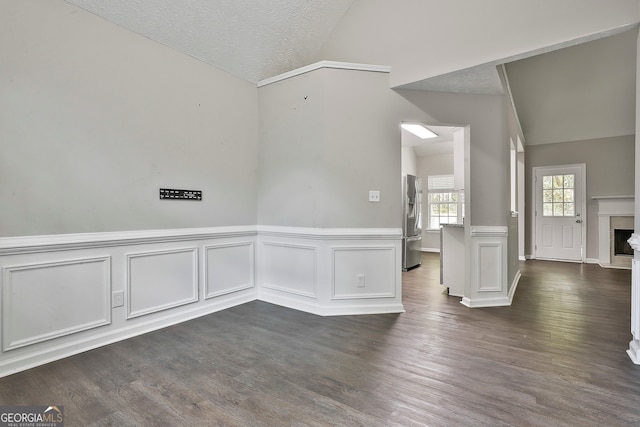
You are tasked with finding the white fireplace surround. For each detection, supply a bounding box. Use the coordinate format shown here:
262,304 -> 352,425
593,196 -> 634,268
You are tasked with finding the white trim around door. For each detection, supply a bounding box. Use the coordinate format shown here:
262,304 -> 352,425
531,164 -> 587,263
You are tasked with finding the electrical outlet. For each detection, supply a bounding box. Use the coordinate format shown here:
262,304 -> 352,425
357,274 -> 365,288
112,290 -> 124,308
369,190 -> 380,202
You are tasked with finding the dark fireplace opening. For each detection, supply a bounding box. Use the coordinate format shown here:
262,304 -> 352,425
614,229 -> 634,256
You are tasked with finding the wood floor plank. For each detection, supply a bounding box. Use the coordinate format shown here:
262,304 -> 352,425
1,253 -> 640,426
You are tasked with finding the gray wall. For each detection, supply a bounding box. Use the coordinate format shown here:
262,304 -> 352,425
505,29 -> 637,146
258,70 -> 511,231
323,68 -> 403,228
637,29 -> 640,236
525,135 -> 635,259
401,147 -> 417,177
0,2 -> 259,237
503,77 -> 526,291
258,68 -> 410,229
396,90 -> 509,227
417,153 -> 454,250
2,3 -> 513,241
257,71 -> 325,227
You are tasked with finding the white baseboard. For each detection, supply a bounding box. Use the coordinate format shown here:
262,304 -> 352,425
260,293 -> 404,317
598,263 -> 632,270
461,296 -> 511,308
585,258 -> 600,265
508,270 -> 521,305
628,340 -> 640,365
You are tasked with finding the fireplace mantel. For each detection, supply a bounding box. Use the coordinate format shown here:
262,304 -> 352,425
593,196 -> 634,268
592,196 -> 634,215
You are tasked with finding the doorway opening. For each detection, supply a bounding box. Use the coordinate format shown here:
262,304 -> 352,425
400,123 -> 467,296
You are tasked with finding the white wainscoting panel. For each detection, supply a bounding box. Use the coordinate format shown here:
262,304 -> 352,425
0,226 -> 402,377
332,246 -> 396,299
260,242 -> 318,298
462,226 -> 509,308
477,243 -> 503,292
2,257 -> 111,351
127,248 -> 199,319
0,227 -> 258,378
257,227 -> 403,316
204,242 -> 255,299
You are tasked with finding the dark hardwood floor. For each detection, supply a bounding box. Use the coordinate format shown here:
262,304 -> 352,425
1,254 -> 640,426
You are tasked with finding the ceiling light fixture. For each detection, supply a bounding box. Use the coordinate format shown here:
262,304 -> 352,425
401,123 -> 438,139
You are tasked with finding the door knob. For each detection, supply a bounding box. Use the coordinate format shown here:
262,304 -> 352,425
576,219 -> 583,223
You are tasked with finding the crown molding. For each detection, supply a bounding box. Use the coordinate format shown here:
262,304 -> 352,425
257,61 -> 391,87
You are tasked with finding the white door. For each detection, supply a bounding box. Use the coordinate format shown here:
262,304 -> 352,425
534,164 -> 585,261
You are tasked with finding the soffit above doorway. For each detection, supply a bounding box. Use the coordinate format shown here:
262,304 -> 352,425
395,24 -> 636,96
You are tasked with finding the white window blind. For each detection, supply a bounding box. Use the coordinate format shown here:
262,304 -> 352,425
428,175 -> 455,190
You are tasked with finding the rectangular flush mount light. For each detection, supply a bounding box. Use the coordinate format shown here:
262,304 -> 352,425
401,123 -> 438,139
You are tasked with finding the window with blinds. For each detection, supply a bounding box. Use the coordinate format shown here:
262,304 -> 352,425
427,175 -> 464,229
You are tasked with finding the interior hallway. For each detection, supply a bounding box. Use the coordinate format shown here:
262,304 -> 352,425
0,253 -> 638,426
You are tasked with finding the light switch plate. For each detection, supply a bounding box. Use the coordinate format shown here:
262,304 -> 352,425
369,190 -> 381,202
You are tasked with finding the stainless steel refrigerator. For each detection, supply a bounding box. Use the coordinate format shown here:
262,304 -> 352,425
402,174 -> 422,270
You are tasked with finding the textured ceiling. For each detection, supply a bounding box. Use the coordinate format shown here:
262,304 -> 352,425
64,0 -> 355,83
